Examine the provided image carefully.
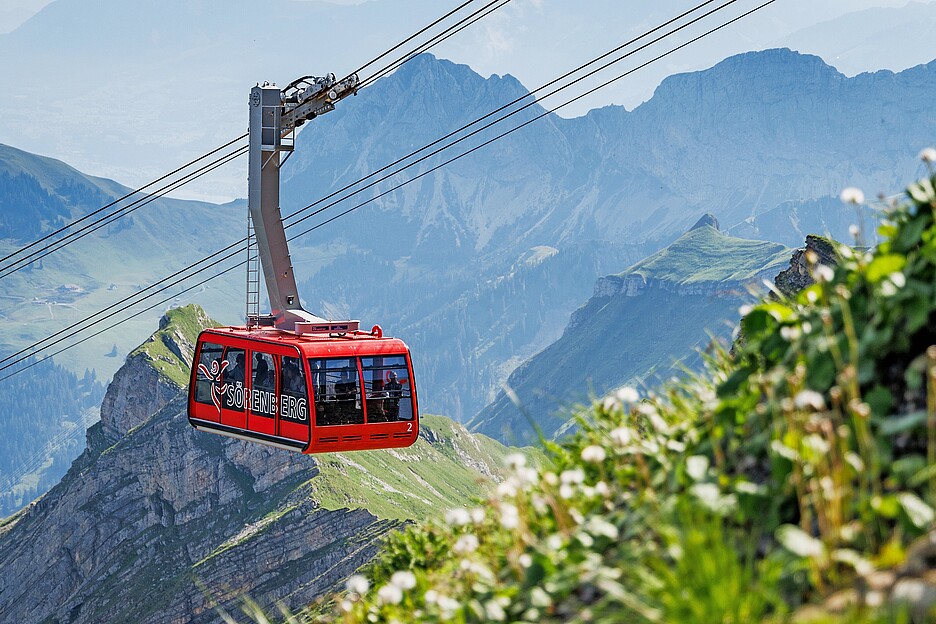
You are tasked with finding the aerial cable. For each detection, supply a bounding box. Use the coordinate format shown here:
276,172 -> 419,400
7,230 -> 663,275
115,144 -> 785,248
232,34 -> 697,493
344,0 -> 479,81
0,0 -> 777,381
0,148 -> 250,369
0,1 -> 502,277
0,0 -> 766,372
0,133 -> 247,272
283,0 -> 731,229
0,260 -> 245,383
0,144 -> 248,279
355,0 -> 514,89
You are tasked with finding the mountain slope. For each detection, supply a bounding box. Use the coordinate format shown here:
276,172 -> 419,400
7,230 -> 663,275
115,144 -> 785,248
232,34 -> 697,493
0,305 -> 526,623
470,218 -> 792,443
0,144 -> 245,379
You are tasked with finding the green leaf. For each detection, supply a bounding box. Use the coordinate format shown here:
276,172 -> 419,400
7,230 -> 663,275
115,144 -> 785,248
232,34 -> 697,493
863,386 -> 893,420
761,302 -> 795,322
865,254 -> 906,283
879,411 -> 927,436
871,494 -> 901,519
897,492 -> 935,529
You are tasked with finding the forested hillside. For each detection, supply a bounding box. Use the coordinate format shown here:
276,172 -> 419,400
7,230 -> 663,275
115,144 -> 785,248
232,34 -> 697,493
0,357 -> 103,516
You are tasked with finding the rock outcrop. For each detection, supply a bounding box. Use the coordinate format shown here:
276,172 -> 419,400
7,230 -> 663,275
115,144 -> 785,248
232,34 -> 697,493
774,234 -> 838,298
0,306 -> 517,623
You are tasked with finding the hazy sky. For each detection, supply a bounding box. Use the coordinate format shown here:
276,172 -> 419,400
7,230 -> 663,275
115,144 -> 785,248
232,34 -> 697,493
1,0 -> 935,201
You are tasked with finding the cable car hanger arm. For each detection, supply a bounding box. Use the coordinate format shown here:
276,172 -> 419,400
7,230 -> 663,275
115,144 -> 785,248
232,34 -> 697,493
248,73 -> 359,334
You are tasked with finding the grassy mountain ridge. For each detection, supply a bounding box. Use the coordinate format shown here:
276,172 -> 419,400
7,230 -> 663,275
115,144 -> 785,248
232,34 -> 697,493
471,222 -> 793,443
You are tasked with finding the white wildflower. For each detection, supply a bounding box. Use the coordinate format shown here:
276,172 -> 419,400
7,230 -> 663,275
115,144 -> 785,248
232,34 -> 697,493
559,484 -> 575,499
345,574 -> 369,595
339,600 -> 353,613
919,147 -> 936,163
470,507 -> 486,525
390,570 -> 417,590
560,468 -> 585,485
504,453 -> 527,470
637,403 -> 657,417
377,583 -> 403,605
497,479 -> 518,498
518,553 -> 533,568
515,466 -> 539,487
445,507 -> 471,527
581,445 -> 607,463
500,503 -> 520,529
840,187 -> 865,205
543,471 -> 559,485
547,534 -> 564,550
615,386 -> 639,404
453,533 -> 479,554
437,595 -> 460,618
531,494 -> 548,513
890,272 -> 906,288
738,304 -> 754,316
594,481 -> 611,497
585,516 -> 620,540
610,427 -> 633,447
849,224 -> 861,240
485,600 -> 507,621
794,389 -> 826,411
602,395 -> 620,412
424,589 -> 439,605
813,264 -> 835,283
780,326 -> 801,342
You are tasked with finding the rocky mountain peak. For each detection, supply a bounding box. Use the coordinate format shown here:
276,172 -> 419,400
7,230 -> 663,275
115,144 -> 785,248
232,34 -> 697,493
689,213 -> 720,231
98,304 -> 213,445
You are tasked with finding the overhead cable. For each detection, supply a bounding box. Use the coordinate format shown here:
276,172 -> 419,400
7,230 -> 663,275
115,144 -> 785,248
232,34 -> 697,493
0,0 -> 778,380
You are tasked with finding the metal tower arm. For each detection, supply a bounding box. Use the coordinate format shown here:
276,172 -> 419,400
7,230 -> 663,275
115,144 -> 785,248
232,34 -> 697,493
248,73 -> 359,333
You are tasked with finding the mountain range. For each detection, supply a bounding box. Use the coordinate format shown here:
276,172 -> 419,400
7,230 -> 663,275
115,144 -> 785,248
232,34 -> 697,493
280,49 -> 936,422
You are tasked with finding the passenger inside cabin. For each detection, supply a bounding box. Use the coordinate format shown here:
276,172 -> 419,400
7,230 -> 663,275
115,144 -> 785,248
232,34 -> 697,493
253,356 -> 270,387
385,371 -> 402,420
225,352 -> 246,384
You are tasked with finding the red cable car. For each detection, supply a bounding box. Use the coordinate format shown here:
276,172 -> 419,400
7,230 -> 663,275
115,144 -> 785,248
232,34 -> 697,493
188,325 -> 418,453
187,75 -> 419,453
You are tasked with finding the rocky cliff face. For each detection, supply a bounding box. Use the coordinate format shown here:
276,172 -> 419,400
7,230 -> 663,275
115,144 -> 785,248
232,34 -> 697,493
0,306 -> 519,623
774,234 -> 838,298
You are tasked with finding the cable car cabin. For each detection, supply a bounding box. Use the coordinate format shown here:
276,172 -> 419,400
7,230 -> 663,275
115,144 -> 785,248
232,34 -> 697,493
187,326 -> 418,454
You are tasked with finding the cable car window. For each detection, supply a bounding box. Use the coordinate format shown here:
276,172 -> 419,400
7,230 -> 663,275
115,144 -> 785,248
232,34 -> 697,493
194,342 -> 225,406
309,357 -> 362,426
361,355 -> 414,423
250,352 -> 277,418
280,356 -> 309,424
222,347 -> 247,410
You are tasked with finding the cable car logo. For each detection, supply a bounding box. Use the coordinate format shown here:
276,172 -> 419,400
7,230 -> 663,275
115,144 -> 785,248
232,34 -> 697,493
198,358 -> 229,415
